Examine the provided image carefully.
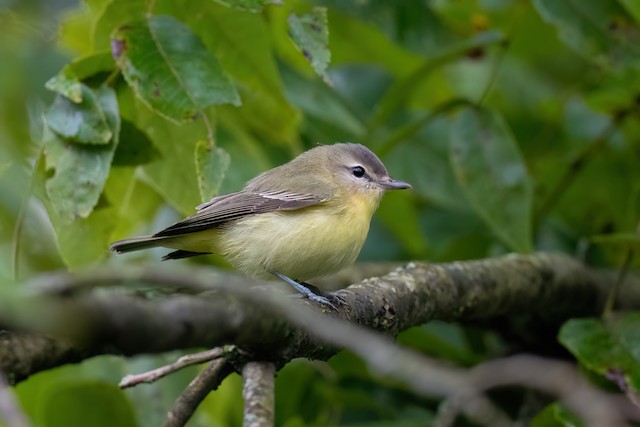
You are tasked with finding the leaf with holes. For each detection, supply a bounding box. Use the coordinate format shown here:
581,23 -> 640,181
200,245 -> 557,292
111,15 -> 240,122
288,7 -> 332,85
44,85 -> 119,223
45,83 -> 114,145
560,314 -> 640,396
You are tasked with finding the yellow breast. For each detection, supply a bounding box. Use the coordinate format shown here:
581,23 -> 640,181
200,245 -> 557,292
218,190 -> 381,281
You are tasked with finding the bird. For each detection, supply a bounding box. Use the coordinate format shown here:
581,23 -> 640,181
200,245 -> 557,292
110,143 -> 411,306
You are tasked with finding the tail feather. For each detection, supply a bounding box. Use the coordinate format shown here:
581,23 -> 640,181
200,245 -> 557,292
162,250 -> 210,260
109,236 -> 168,254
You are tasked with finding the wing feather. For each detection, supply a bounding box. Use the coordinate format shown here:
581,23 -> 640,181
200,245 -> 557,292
153,190 -> 327,237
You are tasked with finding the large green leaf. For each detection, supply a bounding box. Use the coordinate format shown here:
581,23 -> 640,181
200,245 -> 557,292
559,314 -> 640,393
532,0 -> 640,70
36,381 -> 137,427
377,190 -> 428,259
117,87 -> 205,215
384,114 -> 468,211
619,0 -> 640,23
288,7 -> 332,85
112,119 -> 160,166
45,51 -> 115,103
319,0 -> 456,57
450,107 -> 533,252
111,15 -> 240,122
174,1 -> 301,145
371,31 -> 505,129
44,84 -> 113,145
44,85 -> 119,222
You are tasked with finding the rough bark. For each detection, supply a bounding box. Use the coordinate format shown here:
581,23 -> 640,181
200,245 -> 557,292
1,253 -> 638,383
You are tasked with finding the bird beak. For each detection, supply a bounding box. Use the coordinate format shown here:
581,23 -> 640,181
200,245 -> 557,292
378,177 -> 412,190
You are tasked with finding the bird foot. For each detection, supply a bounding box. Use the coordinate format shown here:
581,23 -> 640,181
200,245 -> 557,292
270,270 -> 345,310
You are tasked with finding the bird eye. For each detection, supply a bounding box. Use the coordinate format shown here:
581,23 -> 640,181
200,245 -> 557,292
352,166 -> 366,178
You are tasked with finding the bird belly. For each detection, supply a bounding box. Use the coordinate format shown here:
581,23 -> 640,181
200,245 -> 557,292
218,206 -> 371,281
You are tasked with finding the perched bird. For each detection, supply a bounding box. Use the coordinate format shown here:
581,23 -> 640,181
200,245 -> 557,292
110,143 -> 411,306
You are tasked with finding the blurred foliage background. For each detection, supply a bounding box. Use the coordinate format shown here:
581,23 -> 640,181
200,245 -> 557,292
1,0 -> 640,426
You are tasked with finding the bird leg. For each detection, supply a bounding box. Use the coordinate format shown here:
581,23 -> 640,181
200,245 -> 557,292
269,270 -> 345,309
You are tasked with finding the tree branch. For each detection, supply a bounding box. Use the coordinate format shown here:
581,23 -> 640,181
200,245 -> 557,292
162,357 -> 234,427
2,253 -> 639,383
0,371 -> 30,427
242,362 -> 275,427
119,347 -> 227,389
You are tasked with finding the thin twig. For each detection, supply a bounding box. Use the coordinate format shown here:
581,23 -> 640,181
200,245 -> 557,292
242,362 -> 276,427
162,357 -> 234,427
0,371 -> 30,427
120,347 -> 226,389
603,221 -> 640,315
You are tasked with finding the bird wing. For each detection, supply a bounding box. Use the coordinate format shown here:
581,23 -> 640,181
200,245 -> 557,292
153,190 -> 328,237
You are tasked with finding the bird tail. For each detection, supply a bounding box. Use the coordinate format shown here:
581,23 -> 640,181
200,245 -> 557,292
109,236 -> 169,254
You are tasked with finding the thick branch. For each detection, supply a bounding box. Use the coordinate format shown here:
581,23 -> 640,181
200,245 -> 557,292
2,253 -> 639,382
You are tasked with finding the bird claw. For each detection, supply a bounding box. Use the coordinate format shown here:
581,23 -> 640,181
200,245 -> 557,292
271,270 -> 346,310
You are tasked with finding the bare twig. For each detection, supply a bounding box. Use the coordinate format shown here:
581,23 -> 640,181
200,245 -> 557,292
0,371 -> 30,427
162,357 -> 234,427
119,347 -> 226,389
242,362 -> 276,427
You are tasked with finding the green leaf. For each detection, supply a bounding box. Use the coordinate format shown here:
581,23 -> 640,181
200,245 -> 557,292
288,7 -> 332,85
93,0 -> 146,50
212,0 -> 281,13
44,85 -> 120,223
450,107 -> 533,252
384,113 -> 468,211
175,1 -> 302,145
112,119 -> 160,166
559,314 -> 640,393
371,31 -> 505,129
532,0 -> 640,70
531,403 -> 583,427
0,162 -> 10,178
44,84 -> 114,145
111,15 -> 240,122
195,140 -> 230,203
619,0 -> 640,23
36,381 -> 137,427
377,188 -> 428,258
45,51 -> 115,102
121,96 -> 205,215
280,64 -> 365,138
